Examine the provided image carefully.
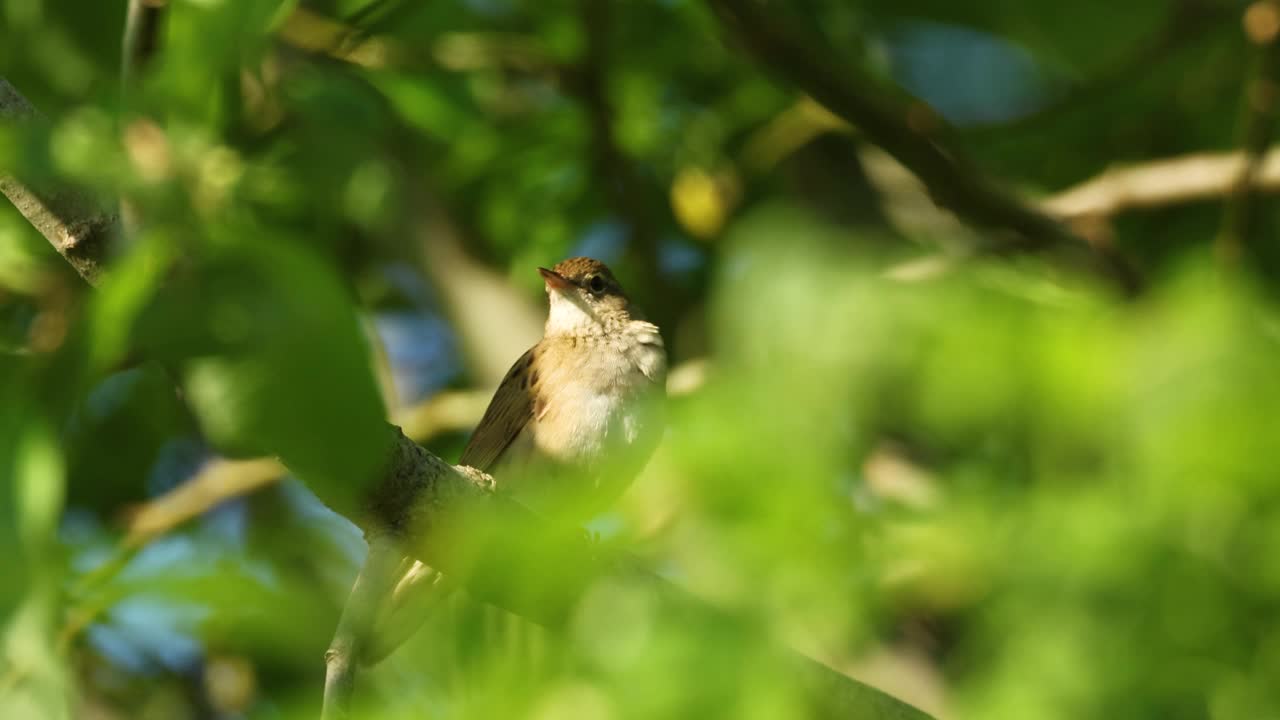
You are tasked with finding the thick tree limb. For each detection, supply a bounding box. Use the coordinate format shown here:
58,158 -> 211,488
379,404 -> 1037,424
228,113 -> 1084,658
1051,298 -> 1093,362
703,0 -> 1063,245
358,428 -> 934,720
705,0 -> 1142,295
887,147 -> 1280,281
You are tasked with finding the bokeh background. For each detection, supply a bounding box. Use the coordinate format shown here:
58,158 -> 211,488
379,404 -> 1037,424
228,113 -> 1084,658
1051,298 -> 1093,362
4,0 -> 1280,718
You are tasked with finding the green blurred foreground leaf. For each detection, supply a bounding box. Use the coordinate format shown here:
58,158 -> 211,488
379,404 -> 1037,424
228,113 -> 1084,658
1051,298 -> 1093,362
108,233 -> 390,512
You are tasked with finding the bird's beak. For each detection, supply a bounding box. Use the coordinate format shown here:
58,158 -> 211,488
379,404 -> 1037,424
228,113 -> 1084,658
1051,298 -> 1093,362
538,267 -> 571,291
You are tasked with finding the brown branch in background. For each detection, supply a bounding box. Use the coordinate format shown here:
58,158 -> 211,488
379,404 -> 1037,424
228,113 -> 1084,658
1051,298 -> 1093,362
1042,148 -> 1280,220
122,367 -> 702,560
412,190 -> 545,386
885,146 -> 1280,282
704,0 -> 1057,242
278,7 -> 558,78
392,389 -> 491,439
123,457 -> 288,546
705,0 -> 1142,296
0,79 -> 116,286
280,8 -> 400,69
1219,0 -> 1280,262
118,390 -> 490,549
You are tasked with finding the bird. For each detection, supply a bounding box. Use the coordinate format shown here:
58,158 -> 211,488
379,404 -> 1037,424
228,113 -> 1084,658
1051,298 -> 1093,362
460,256 -> 667,517
364,256 -> 667,663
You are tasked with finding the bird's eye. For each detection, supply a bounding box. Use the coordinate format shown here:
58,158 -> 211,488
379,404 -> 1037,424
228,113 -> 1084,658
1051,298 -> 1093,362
587,275 -> 607,294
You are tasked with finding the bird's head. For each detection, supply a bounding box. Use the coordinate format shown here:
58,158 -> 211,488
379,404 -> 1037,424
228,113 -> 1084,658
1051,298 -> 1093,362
539,257 -> 635,336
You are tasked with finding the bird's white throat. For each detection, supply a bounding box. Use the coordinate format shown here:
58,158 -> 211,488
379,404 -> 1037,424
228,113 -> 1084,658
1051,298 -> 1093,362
545,288 -> 616,336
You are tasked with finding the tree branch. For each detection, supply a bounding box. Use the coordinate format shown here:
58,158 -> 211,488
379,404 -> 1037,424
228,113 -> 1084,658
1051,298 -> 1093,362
121,0 -> 167,92
412,188 -> 545,386
362,558 -> 452,666
0,79 -> 117,286
119,389 -> 490,551
278,7 -> 559,77
360,428 -> 934,720
118,358 -> 708,570
321,533 -> 403,720
888,146 -> 1280,281
705,0 -> 1142,295
61,359 -> 710,660
1041,147 -> 1280,220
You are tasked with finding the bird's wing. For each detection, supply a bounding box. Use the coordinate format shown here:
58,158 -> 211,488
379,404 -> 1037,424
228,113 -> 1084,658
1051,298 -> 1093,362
458,347 -> 537,472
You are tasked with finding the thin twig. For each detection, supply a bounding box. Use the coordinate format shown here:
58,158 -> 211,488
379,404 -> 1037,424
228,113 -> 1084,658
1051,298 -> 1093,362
1219,0 -> 1280,262
139,338 -> 702,553
120,0 -> 168,240
278,8 -> 557,76
124,457 -> 287,546
361,560 -> 453,665
118,388 -> 493,550
121,0 -> 167,93
322,533 -> 404,720
279,8 -> 401,69
118,388 -> 490,547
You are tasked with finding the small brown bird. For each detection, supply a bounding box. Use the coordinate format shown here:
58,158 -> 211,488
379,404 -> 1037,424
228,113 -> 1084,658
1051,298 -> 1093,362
366,257 -> 666,662
463,256 -> 667,515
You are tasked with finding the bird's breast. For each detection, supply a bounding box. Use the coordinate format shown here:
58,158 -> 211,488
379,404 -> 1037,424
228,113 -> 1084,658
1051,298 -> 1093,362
531,333 -> 665,466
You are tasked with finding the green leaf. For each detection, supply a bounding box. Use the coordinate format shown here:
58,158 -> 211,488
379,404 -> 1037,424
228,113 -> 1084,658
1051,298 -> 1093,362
13,421 -> 64,554
137,238 -> 391,514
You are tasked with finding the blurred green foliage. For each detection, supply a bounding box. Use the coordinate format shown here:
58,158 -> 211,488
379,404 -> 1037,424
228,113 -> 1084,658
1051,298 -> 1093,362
3,0 -> 1280,718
